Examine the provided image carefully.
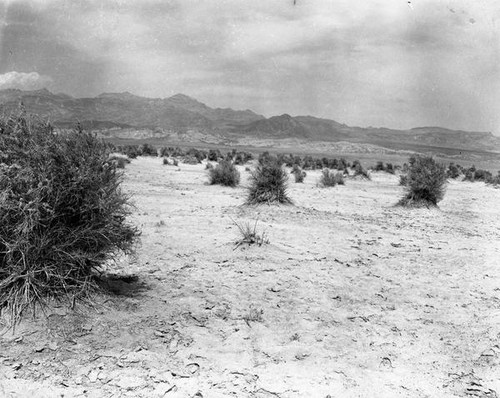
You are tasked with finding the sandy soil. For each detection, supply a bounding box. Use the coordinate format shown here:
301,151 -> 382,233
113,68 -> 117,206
1,156 -> 500,398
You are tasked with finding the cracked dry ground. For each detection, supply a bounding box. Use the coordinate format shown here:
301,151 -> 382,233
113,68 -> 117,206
1,156 -> 500,398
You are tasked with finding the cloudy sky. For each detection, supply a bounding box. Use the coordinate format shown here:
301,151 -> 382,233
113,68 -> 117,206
0,0 -> 499,133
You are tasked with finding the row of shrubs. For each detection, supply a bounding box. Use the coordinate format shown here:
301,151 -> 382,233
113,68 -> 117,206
114,143 -> 500,186
113,144 -> 254,166
206,153 -> 453,209
208,157 -> 372,189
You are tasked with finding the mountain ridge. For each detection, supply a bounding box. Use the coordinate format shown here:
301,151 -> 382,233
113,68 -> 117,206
0,88 -> 499,154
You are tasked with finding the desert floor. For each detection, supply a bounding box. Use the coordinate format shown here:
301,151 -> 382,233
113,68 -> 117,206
1,156 -> 500,398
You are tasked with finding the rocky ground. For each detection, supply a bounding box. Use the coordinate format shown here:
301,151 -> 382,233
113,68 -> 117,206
1,156 -> 500,398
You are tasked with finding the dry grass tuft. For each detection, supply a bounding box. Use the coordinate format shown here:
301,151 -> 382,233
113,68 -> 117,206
232,219 -> 269,249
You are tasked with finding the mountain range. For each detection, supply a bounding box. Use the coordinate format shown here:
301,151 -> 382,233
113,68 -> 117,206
1,88 -> 499,155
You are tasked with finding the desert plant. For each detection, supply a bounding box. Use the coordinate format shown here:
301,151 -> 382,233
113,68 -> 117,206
246,157 -> 292,204
208,160 -> 240,187
185,148 -> 206,163
463,169 -> 474,181
353,163 -> 370,180
318,169 -> 344,187
294,169 -> 306,183
447,163 -> 460,179
243,306 -> 264,324
157,147 -> 169,158
473,169 -> 493,182
291,164 -> 306,183
487,171 -> 500,186
399,156 -> 447,207
335,172 -> 345,185
374,161 -> 385,171
0,113 -> 139,322
138,143 -> 156,156
121,145 -> 139,159
208,149 -> 221,162
318,169 -> 336,187
182,156 -> 200,165
108,155 -> 130,169
399,174 -> 408,186
232,219 -> 269,249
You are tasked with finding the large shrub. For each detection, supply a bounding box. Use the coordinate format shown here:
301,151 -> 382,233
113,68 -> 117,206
246,157 -> 292,204
0,113 -> 139,321
399,156 -> 447,207
208,160 -> 240,187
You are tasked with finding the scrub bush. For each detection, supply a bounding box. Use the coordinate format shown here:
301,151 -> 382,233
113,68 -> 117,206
0,113 -> 139,322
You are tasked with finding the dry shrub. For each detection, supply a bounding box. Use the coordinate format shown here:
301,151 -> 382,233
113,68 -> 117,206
294,170 -> 306,183
208,160 -> 240,187
399,174 -> 408,186
399,156 -> 447,207
108,155 -> 130,169
291,165 -> 306,183
246,157 -> 292,205
0,113 -> 139,323
318,169 -> 344,187
353,163 -> 370,180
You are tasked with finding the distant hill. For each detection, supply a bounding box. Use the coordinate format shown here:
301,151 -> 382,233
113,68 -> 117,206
1,88 -> 499,154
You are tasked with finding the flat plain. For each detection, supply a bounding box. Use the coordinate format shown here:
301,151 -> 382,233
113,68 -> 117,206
1,156 -> 500,398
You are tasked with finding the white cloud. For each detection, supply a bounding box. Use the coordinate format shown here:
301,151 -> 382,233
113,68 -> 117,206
0,71 -> 52,90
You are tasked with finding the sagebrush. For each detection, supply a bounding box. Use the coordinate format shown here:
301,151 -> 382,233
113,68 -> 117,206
399,156 -> 447,207
0,113 -> 139,322
318,169 -> 344,187
291,165 -> 306,183
246,157 -> 292,204
208,160 -> 240,187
